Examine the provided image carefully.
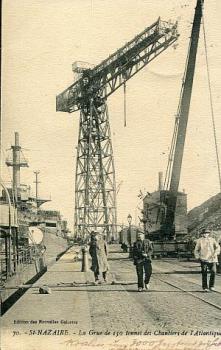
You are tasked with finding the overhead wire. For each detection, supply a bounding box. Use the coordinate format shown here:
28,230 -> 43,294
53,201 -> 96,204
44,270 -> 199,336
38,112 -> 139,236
201,2 -> 221,192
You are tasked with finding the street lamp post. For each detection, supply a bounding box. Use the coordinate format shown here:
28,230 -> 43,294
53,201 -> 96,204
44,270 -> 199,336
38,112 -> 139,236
127,214 -> 133,258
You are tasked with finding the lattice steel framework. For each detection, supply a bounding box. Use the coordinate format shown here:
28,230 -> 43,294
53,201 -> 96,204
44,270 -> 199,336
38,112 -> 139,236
75,101 -> 116,238
56,18 -> 179,239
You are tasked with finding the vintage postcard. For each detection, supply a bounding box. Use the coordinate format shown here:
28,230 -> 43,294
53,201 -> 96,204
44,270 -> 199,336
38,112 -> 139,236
1,1 -> 221,350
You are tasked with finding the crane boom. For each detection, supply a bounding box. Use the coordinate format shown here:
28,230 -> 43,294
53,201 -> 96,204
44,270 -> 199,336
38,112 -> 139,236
56,15 -> 179,238
164,0 -> 204,238
56,18 -> 178,113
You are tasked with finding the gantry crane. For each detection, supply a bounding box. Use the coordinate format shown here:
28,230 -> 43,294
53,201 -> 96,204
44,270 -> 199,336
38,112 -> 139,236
162,0 -> 204,240
56,17 -> 179,239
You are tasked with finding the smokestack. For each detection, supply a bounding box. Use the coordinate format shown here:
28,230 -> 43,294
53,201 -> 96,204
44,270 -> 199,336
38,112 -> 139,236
15,132 -> 19,145
158,171 -> 163,191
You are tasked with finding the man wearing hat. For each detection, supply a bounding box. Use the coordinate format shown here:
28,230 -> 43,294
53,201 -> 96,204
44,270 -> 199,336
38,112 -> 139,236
133,232 -> 153,292
89,231 -> 109,284
194,228 -> 220,292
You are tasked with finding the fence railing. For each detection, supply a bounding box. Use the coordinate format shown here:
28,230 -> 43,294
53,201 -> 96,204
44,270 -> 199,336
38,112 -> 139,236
0,245 -> 40,284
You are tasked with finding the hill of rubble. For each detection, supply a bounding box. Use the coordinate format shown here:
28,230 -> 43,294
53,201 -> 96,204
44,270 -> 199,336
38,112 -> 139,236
187,192 -> 221,239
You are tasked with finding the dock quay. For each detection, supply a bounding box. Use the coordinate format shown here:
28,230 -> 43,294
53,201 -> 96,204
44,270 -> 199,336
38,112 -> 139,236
1,244 -> 220,350
2,1 -> 221,349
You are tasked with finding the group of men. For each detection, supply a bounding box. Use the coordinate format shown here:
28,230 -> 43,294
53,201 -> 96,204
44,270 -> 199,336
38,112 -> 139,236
88,228 -> 220,292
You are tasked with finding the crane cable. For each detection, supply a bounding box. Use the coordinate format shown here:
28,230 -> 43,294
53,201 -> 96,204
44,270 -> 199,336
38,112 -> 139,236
201,6 -> 221,192
123,82 -> 127,127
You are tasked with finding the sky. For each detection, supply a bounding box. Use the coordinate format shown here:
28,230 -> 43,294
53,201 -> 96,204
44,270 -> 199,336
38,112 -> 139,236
1,0 -> 221,231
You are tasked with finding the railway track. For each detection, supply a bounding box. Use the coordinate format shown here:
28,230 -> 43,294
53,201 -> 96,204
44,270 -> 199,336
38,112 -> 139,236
154,258 -> 221,291
159,258 -> 200,270
158,257 -> 220,274
152,274 -> 221,312
120,258 -> 221,312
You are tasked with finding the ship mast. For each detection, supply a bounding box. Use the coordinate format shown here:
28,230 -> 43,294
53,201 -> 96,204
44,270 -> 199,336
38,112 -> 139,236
6,132 -> 28,204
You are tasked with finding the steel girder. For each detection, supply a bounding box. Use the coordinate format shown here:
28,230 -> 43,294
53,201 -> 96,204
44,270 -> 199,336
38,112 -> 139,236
56,18 -> 179,113
74,100 -> 117,239
57,17 -> 179,239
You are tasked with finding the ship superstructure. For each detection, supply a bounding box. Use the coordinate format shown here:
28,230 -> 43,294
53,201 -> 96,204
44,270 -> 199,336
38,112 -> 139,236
0,132 -> 69,308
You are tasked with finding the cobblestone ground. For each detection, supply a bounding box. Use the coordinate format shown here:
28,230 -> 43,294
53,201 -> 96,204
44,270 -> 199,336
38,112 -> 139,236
2,247 -> 92,332
87,245 -> 221,332
2,245 -> 220,335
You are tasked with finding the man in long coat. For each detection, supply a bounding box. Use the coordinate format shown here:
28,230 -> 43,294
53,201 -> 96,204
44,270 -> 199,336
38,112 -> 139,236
89,232 -> 109,284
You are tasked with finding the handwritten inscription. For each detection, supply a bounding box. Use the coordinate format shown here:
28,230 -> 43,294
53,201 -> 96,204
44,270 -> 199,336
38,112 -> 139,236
10,320 -> 221,350
60,337 -> 221,350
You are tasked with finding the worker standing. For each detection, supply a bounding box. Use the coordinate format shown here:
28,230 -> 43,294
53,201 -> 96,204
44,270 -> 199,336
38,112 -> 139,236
194,228 -> 220,292
133,232 -> 153,292
89,231 -> 109,284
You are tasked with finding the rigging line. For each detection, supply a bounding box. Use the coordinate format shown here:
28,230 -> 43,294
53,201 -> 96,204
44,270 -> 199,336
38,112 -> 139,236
0,147 -> 14,191
166,134 -> 177,190
20,149 -> 28,164
165,123 -> 177,189
201,9 -> 221,192
163,119 -> 179,191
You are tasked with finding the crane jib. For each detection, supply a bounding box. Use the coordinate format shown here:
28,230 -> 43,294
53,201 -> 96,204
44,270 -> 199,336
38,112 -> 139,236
56,18 -> 179,113
164,0 -> 204,238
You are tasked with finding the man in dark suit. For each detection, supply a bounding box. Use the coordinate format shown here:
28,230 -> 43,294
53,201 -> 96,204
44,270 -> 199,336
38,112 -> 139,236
133,232 -> 153,292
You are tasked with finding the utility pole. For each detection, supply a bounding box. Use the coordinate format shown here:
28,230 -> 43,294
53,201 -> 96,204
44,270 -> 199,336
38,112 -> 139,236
34,171 -> 40,209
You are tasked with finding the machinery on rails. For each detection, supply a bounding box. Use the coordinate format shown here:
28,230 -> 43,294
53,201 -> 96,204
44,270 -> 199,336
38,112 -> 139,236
141,0 -> 206,257
121,0 -> 206,258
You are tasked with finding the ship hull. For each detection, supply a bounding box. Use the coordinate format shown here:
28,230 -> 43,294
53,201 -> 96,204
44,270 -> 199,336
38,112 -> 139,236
1,229 -> 68,312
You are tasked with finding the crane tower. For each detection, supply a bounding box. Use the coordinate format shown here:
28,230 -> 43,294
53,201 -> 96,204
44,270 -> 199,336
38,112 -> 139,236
56,18 -> 179,239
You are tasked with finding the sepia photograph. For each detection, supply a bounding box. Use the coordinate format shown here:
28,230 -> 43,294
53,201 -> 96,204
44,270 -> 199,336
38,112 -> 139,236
1,1 -> 221,349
